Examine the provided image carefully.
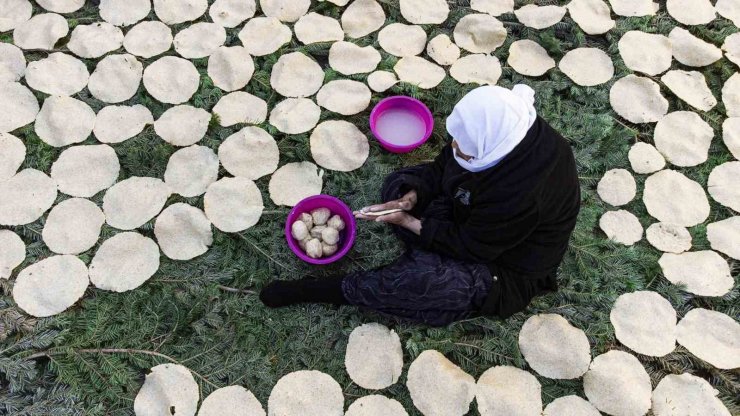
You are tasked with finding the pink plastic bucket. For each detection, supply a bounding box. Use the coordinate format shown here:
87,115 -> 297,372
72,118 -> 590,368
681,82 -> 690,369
285,195 -> 357,265
369,96 -> 434,153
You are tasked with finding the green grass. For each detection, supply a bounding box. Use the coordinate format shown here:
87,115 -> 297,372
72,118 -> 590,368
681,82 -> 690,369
1,1 -> 739,415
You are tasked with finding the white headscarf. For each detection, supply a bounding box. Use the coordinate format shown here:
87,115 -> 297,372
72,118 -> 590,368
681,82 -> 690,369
446,84 -> 537,172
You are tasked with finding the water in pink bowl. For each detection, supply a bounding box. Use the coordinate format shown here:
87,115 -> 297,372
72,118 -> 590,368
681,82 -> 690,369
374,108 -> 427,146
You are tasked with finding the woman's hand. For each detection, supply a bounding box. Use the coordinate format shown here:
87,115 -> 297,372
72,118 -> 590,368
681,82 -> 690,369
354,190 -> 418,217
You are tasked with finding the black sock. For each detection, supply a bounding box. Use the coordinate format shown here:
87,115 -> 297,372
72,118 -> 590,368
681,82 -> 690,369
259,275 -> 348,308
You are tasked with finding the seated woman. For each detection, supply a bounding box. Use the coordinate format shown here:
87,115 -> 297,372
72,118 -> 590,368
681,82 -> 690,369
260,85 -> 581,326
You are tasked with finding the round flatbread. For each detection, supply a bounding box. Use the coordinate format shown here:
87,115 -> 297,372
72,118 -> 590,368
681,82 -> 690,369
164,145 -> 219,197
471,0 -> 514,16
204,177 -> 263,233
345,396 -> 407,416
260,0 -> 309,22
609,0 -> 658,16
134,364 -> 199,416
13,13 -> 68,50
722,33 -> 740,68
708,161 -> 740,211
88,54 -> 143,103
654,111 -> 713,167
270,52 -> 324,98
0,0 -> 32,32
543,396 -> 600,416
89,232 -> 160,292
628,142 -> 665,174
514,4 -> 566,29
198,385 -> 265,416
426,34 -> 460,66
652,373 -> 732,416
123,21 -> 173,58
310,120 -> 369,172
317,80 -> 371,116
667,0 -> 716,25
400,0 -> 448,24
707,216 -> 740,260
219,126 -> 279,180
367,71 -> 397,92
723,117 -> 740,159
103,177 -> 171,230
174,22 -> 226,59
51,144 -> 120,198
268,370 -> 344,416
0,43 -> 26,82
597,169 -> 636,206
344,323 -> 403,390
154,105 -> 210,147
507,40 -> 555,77
341,0 -> 385,38
329,42 -> 381,75
207,46 -> 254,92
450,54 -> 502,86
35,96 -> 95,147
610,291 -> 677,357
378,23 -> 426,57
100,0 -> 151,26
618,31 -> 672,76
268,162 -> 323,207
476,366 -> 542,416
0,82 -> 38,133
26,52 -> 89,96
723,73 -> 740,117
268,98 -> 321,134
660,70 -> 717,112
610,75 -> 668,124
407,350 -> 475,416
295,12 -> 344,44
153,0 -> 207,24
0,132 -> 25,180
599,210 -> 644,246
559,48 -> 614,87
659,251 -> 733,296
453,14 -> 506,53
646,222 -> 692,253
583,351 -> 651,416
669,28 -> 723,67
0,230 -> 25,279
42,198 -> 105,255
12,255 -> 88,317
0,169 -> 57,226
94,105 -> 153,144
568,0 -> 615,34
36,0 -> 83,13
237,17 -> 291,57
67,22 -> 124,58
518,314 -> 590,379
643,170 -> 709,226
208,0 -> 256,28
143,56 -> 200,104
394,56 -> 446,89
676,308 -> 740,369
717,0 -> 740,26
213,92 -> 267,127
154,203 -> 212,260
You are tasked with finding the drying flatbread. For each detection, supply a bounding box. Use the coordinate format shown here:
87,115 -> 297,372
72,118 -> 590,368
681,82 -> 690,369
0,43 -> 26,82
367,71 -> 398,92
329,42 -> 381,75
597,168 -> 636,206
507,40 -> 555,77
583,351 -> 651,416
646,222 -> 692,253
12,255 -> 88,317
669,28 -> 723,67
723,32 -> 740,67
268,98 -> 321,134
25,53 -> 89,96
94,105 -> 153,144
453,14 -> 506,53
394,57 -> 446,89
599,210 -> 644,246
152,0 -> 207,24
42,198 -> 105,255
164,145 -> 219,197
568,0 -> 615,35
610,291 -> 677,357
471,0 -> 514,16
269,162 -> 323,206
123,21 -> 173,58
260,0 -> 310,22
100,0 -> 150,26
628,142 -> 665,174
174,22 -> 226,59
154,105 -> 211,147
477,366 -> 542,416
198,385 -> 265,416
610,75 -> 668,124
0,229 -> 24,280
717,0 -> 740,26
345,396 -> 407,416
654,111 -> 713,167
608,0 -> 658,16
661,70 -> 717,112
154,203 -> 212,260
426,34 -> 460,66
514,5 -> 566,29
317,80 -> 371,116
36,0 -> 83,13
213,91 -> 267,127
643,170 -> 709,226
450,54 -> 502,85
400,0 -> 448,24
208,0 -> 256,27
652,373 -> 732,416
707,216 -> 740,260
659,251 -> 733,296
0,132 -> 24,180
50,144 -> 120,198
723,73 -> 740,117
618,31 -> 672,76
204,177 -> 264,233
270,52 -> 325,98
676,308 -> 740,369
89,232 -> 160,292
0,169 -> 57,226
708,161 -> 740,211
310,120 -> 369,172
723,117 -> 740,159
666,0 -> 715,25
267,370 -> 344,416
207,46 -> 254,92
88,54 -> 143,103
543,396 -> 600,416
237,17 -> 291,56
295,12 -> 344,44
0,0 -> 32,32
143,56 -> 200,104
406,350 -> 475,416
134,364 -> 199,416
103,177 -> 171,230
67,23 -> 124,58
0,82 -> 38,133
218,126 -> 279,180
378,23 -> 426,57
341,0 -> 386,38
35,96 -> 95,147
518,314 -> 590,379
345,323 -> 403,390
13,13 -> 68,50
559,48 -> 614,87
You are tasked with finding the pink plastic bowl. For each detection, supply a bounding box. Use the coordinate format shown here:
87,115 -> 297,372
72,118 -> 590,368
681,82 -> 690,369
285,195 -> 357,265
369,96 -> 434,153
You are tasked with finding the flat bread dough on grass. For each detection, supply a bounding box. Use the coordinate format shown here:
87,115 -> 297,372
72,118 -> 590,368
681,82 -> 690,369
0,132 -> 25,180
394,57 -> 446,89
722,32 -> 740,67
94,105 -> 153,144
610,291 -> 677,357
35,96 -> 95,147
654,111 -> 713,167
310,120 -> 369,172
207,46 -> 254,92
345,395 -> 408,416
154,105 -> 210,147
567,0 -> 615,35
628,142 -> 665,174
153,0 -> 207,24
400,0 -> 448,24
407,350 -> 475,416
154,203 -> 213,260
345,323 -> 403,390
36,0 -> 83,13
378,23 -> 426,57
652,373 -> 732,416
67,23 -> 124,58
426,34 -> 460,66
42,198 -> 105,255
514,4 -> 566,29
103,177 -> 171,230
599,210 -> 644,246
669,28 -> 723,67
143,56 -> 200,104
0,0 -> 32,32
204,177 -> 264,233
659,251 -> 733,296
597,168 -> 636,206
723,73 -> 740,117
661,70 -> 717,112
268,98 -> 321,134
294,12 -> 344,44
559,48 -> 614,86
51,145 -> 120,198
13,13 -> 68,50
341,0 -> 386,38
213,92 -> 267,127
88,54 -> 143,103
610,75 -> 668,124
708,161 -> 740,211
100,0 -> 150,26
269,162 -> 323,206
164,145 -> 219,197
717,0 -> 740,26
260,0 -> 310,22
198,385 -> 265,416
12,255 -> 88,317
518,314 -> 591,379
237,17 -> 291,56
208,0 -> 256,28
0,169 -> 57,226
0,43 -> 26,82
219,126 -> 279,180
174,22 -> 226,59
270,52 -> 324,98
676,308 -> 740,369
450,54 -> 502,85
609,0 -> 658,16
133,363 -> 199,416
123,21 -> 173,59
476,366 -> 542,416
583,351 -> 652,416
25,53 -> 89,96
0,230 -> 25,279
643,170 -> 709,226
666,0 -> 716,25
453,14 -> 506,53
543,396 -> 600,416
507,40 -> 555,77
707,216 -> 740,260
89,232 -> 160,292
618,31 -> 672,76
471,0 -> 514,16
317,80 -> 371,115
267,370 -> 344,416
367,71 -> 398,92
329,42 -> 381,75
723,117 -> 740,159
646,222 -> 692,253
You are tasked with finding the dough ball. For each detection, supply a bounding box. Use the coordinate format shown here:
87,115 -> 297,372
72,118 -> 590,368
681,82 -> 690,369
654,111 -> 713,167
305,238 -> 323,258
394,56 -> 446,89
518,314 -> 591,379
659,251 -> 733,297
471,0 -> 514,16
322,243 -> 338,257
597,168 -> 636,206
67,22 -> 124,59
327,215 -> 345,231
610,75 -> 668,124
599,210 -> 643,246
299,213 -> 313,229
291,220 -> 309,241
660,70 -> 717,112
164,145 -> 219,197
153,0 -> 207,25
676,308 -> 740,369
560,47 -> 614,87
237,17 -> 291,57
707,216 -> 740,260
133,364 -> 199,416
321,227 -> 339,245
646,222 -> 692,253
154,105 -> 210,147
123,21 -> 173,59
329,42 -> 381,75
618,31 -> 672,76
345,323 -> 403,390
378,23 -> 426,57
100,0 -> 151,26
345,395 -> 408,416
717,0 -> 740,26
0,0 -> 32,32
514,4 -> 566,29
341,0 -> 385,38
628,142 -> 665,174
507,40 -> 555,77
583,351 -> 652,416
450,54 -> 502,85
294,12 -> 344,44
669,28 -> 723,67
309,225 -> 326,239
12,255 -> 88,317
204,177 -> 264,233
543,395 -> 600,416
89,232 -> 159,292
317,80 -> 371,116
406,350 -> 475,416
426,34 -> 460,66
0,43 -> 26,82
0,169 -> 57,226
198,385 -> 265,416
723,117 -> 740,159
173,22 -> 226,59
269,162 -> 323,207
218,126 -> 279,180
88,54 -> 143,103
43,198 -> 105,255
143,56 -> 200,105
567,0 -> 615,35
400,0 -> 448,24
103,177 -> 171,230
213,91 -> 267,127
155,203 -> 212,260
94,105 -> 153,144
207,46 -> 254,92
267,370 -> 343,416
51,144 -> 120,198
260,0 -> 310,22
35,96 -> 95,148
0,132 -> 24,180
311,208 -> 331,226
608,0 -> 658,16
652,373 -> 732,416
708,161 -> 740,211
270,52 -> 324,98
0,229 -> 25,279
724,73 -> 740,118
367,71 -> 398,92
13,13 -> 68,50
26,52 -> 89,96
610,291 -> 677,357
208,0 -> 256,28
643,170 -> 709,226
453,14 -> 506,53
268,98 -> 321,134
666,0 -> 716,25
310,120 -> 369,172
476,366 -> 542,416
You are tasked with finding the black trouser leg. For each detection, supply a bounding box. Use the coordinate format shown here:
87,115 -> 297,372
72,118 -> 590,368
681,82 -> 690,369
259,275 -> 348,308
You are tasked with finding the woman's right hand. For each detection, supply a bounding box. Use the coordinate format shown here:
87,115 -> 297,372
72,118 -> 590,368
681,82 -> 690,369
354,190 -> 418,218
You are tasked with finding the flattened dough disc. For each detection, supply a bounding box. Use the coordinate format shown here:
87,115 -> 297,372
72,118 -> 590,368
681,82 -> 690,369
89,232 -> 160,292
13,255 -> 88,317
154,203 -> 213,261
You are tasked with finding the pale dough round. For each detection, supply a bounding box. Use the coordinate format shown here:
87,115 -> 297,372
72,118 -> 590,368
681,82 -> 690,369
154,105 -> 210,147
237,17 -> 291,57
204,177 -> 263,233
543,396 -> 600,416
268,98 -> 321,134
426,34 -> 460,66
164,145 -> 219,197
722,32 -> 740,68
518,314 -> 591,379
618,31 -> 672,76
208,0 -> 256,28
450,54 -> 502,86
310,120 -> 369,172
367,71 -> 397,92
0,169 -> 57,226
143,56 -> 200,104
207,46 -> 254,92
707,216 -> 740,260
345,323 -> 403,390
329,42 -> 381,75
643,170 -> 709,226
610,291 -> 677,357
267,370 -> 344,416
599,210 -> 644,246
628,142 -> 665,174
341,0 -> 385,38
676,308 -> 740,369
12,255 -> 88,317
260,0 -> 309,22
219,126 -> 279,180
0,230 -> 24,279
317,80 -> 371,116
669,28 -> 723,67
295,12 -> 344,44
153,0 -> 207,25
507,40 -> 555,77
0,132 -> 24,180
472,0 -> 514,16
406,350 -> 475,416
610,75 -> 668,123
400,0 -> 448,24
717,0 -> 740,27
88,54 -> 143,103
345,396 -> 407,416
514,4 -> 566,29
659,251 -> 733,296
89,232 -> 160,292
0,43 -> 26,82
13,13 -> 68,50
51,144 -> 120,198
568,0 -> 615,34
213,92 -> 267,127
723,73 -> 740,117
270,52 -> 325,98
134,364 -> 199,416
609,0 -> 658,16
597,168 -> 636,206
268,162 -> 323,207
378,23 -> 426,57
100,0 -> 151,26
36,0 -> 83,13
652,373 -> 732,416
67,22 -> 124,59
667,0 -> 716,25
559,48 -> 614,87
646,222 -> 692,253
654,110 -> 714,167
198,385 -> 265,416
42,198 -> 105,255
174,22 -> 226,59
661,70 -> 717,112
26,52 -> 89,96
583,351 -> 652,416
154,203 -> 212,261
708,161 -> 740,211
35,96 -> 95,147
394,56 -> 446,89
453,14 -> 506,53
0,0 -> 32,32
123,21 -> 173,59
476,366 -> 542,416
723,117 -> 740,159
94,105 -> 153,144
103,177 -> 171,230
